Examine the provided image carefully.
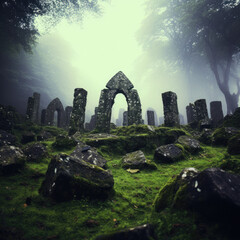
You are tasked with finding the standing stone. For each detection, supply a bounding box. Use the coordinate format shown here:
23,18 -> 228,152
41,109 -> 46,125
69,88 -> 87,135
186,103 -> 197,123
88,107 -> 98,131
96,71 -> 142,132
162,91 -> 180,127
194,99 -> 209,122
147,110 -> 155,126
123,111 -> 128,126
65,106 -> 73,128
210,101 -> 224,127
26,92 -> 40,123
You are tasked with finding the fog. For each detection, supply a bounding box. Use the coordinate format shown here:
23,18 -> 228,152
30,0 -> 227,124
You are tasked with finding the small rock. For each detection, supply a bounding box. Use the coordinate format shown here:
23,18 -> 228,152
23,143 -> 48,162
177,135 -> 201,154
0,146 -> 26,175
122,150 -> 147,169
154,144 -> 183,163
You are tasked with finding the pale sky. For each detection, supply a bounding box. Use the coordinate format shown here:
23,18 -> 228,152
35,0 -> 227,124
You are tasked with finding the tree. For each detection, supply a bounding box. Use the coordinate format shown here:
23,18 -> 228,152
0,0 -> 101,53
139,0 -> 240,114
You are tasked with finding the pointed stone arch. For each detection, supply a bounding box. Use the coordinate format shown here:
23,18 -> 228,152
44,98 -> 65,128
96,71 -> 142,132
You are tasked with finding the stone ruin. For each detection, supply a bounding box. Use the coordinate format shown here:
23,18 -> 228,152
162,91 -> 180,127
210,101 -> 224,127
26,92 -> 40,123
194,99 -> 209,122
186,103 -> 197,123
69,88 -> 87,135
147,110 -> 155,126
95,71 -> 142,132
42,98 -> 66,128
65,106 -> 73,127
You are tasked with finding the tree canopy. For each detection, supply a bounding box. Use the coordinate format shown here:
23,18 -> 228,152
0,0 -> 101,52
140,0 -> 240,113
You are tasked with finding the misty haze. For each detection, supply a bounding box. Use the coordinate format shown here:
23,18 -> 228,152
1,1 -> 240,240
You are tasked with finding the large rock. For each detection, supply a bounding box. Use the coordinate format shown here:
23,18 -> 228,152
212,127 -> 240,146
154,168 -> 199,211
70,144 -> 107,168
122,150 -> 156,170
154,144 -> 183,163
0,130 -> 17,146
180,168 -> 240,219
21,131 -> 36,144
155,168 -> 240,220
198,128 -> 213,145
0,146 -> 26,175
23,143 -> 48,162
227,133 -> 240,155
39,154 -> 114,201
95,224 -> 155,240
177,135 -> 201,154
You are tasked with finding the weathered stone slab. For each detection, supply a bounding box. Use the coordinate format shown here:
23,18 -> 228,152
0,146 -> 26,175
26,92 -> 40,123
162,91 -> 180,127
69,88 -> 87,135
210,101 -> 224,127
39,154 -> 114,201
147,110 -> 155,126
194,99 -> 209,122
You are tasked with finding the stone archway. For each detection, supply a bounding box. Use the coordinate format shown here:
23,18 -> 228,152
96,71 -> 142,132
44,98 -> 65,128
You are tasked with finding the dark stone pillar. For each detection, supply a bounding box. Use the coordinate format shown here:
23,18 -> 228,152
69,88 -> 87,135
147,110 -> 155,126
194,99 -> 209,122
41,109 -> 46,125
162,91 -> 180,127
186,103 -> 197,123
65,106 -> 73,128
26,92 -> 40,123
210,101 -> 223,127
123,111 -> 128,126
127,90 -> 142,125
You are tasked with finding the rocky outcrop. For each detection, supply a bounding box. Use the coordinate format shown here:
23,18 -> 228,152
39,154 -> 114,201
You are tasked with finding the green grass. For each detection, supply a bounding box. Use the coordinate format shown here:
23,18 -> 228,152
0,138 -> 231,240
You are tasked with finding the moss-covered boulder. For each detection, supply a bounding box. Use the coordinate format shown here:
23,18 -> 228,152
198,128 -> 213,145
212,127 -> 240,146
155,168 -> 240,220
122,150 -> 157,170
177,135 -> 202,154
23,143 -> 48,162
154,168 -> 198,212
52,135 -> 77,150
223,107 -> 240,128
154,144 -> 184,163
0,146 -> 26,175
220,157 -> 240,174
227,133 -> 240,155
21,131 -> 36,144
0,129 -> 17,146
71,144 -> 107,168
39,154 -> 114,201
